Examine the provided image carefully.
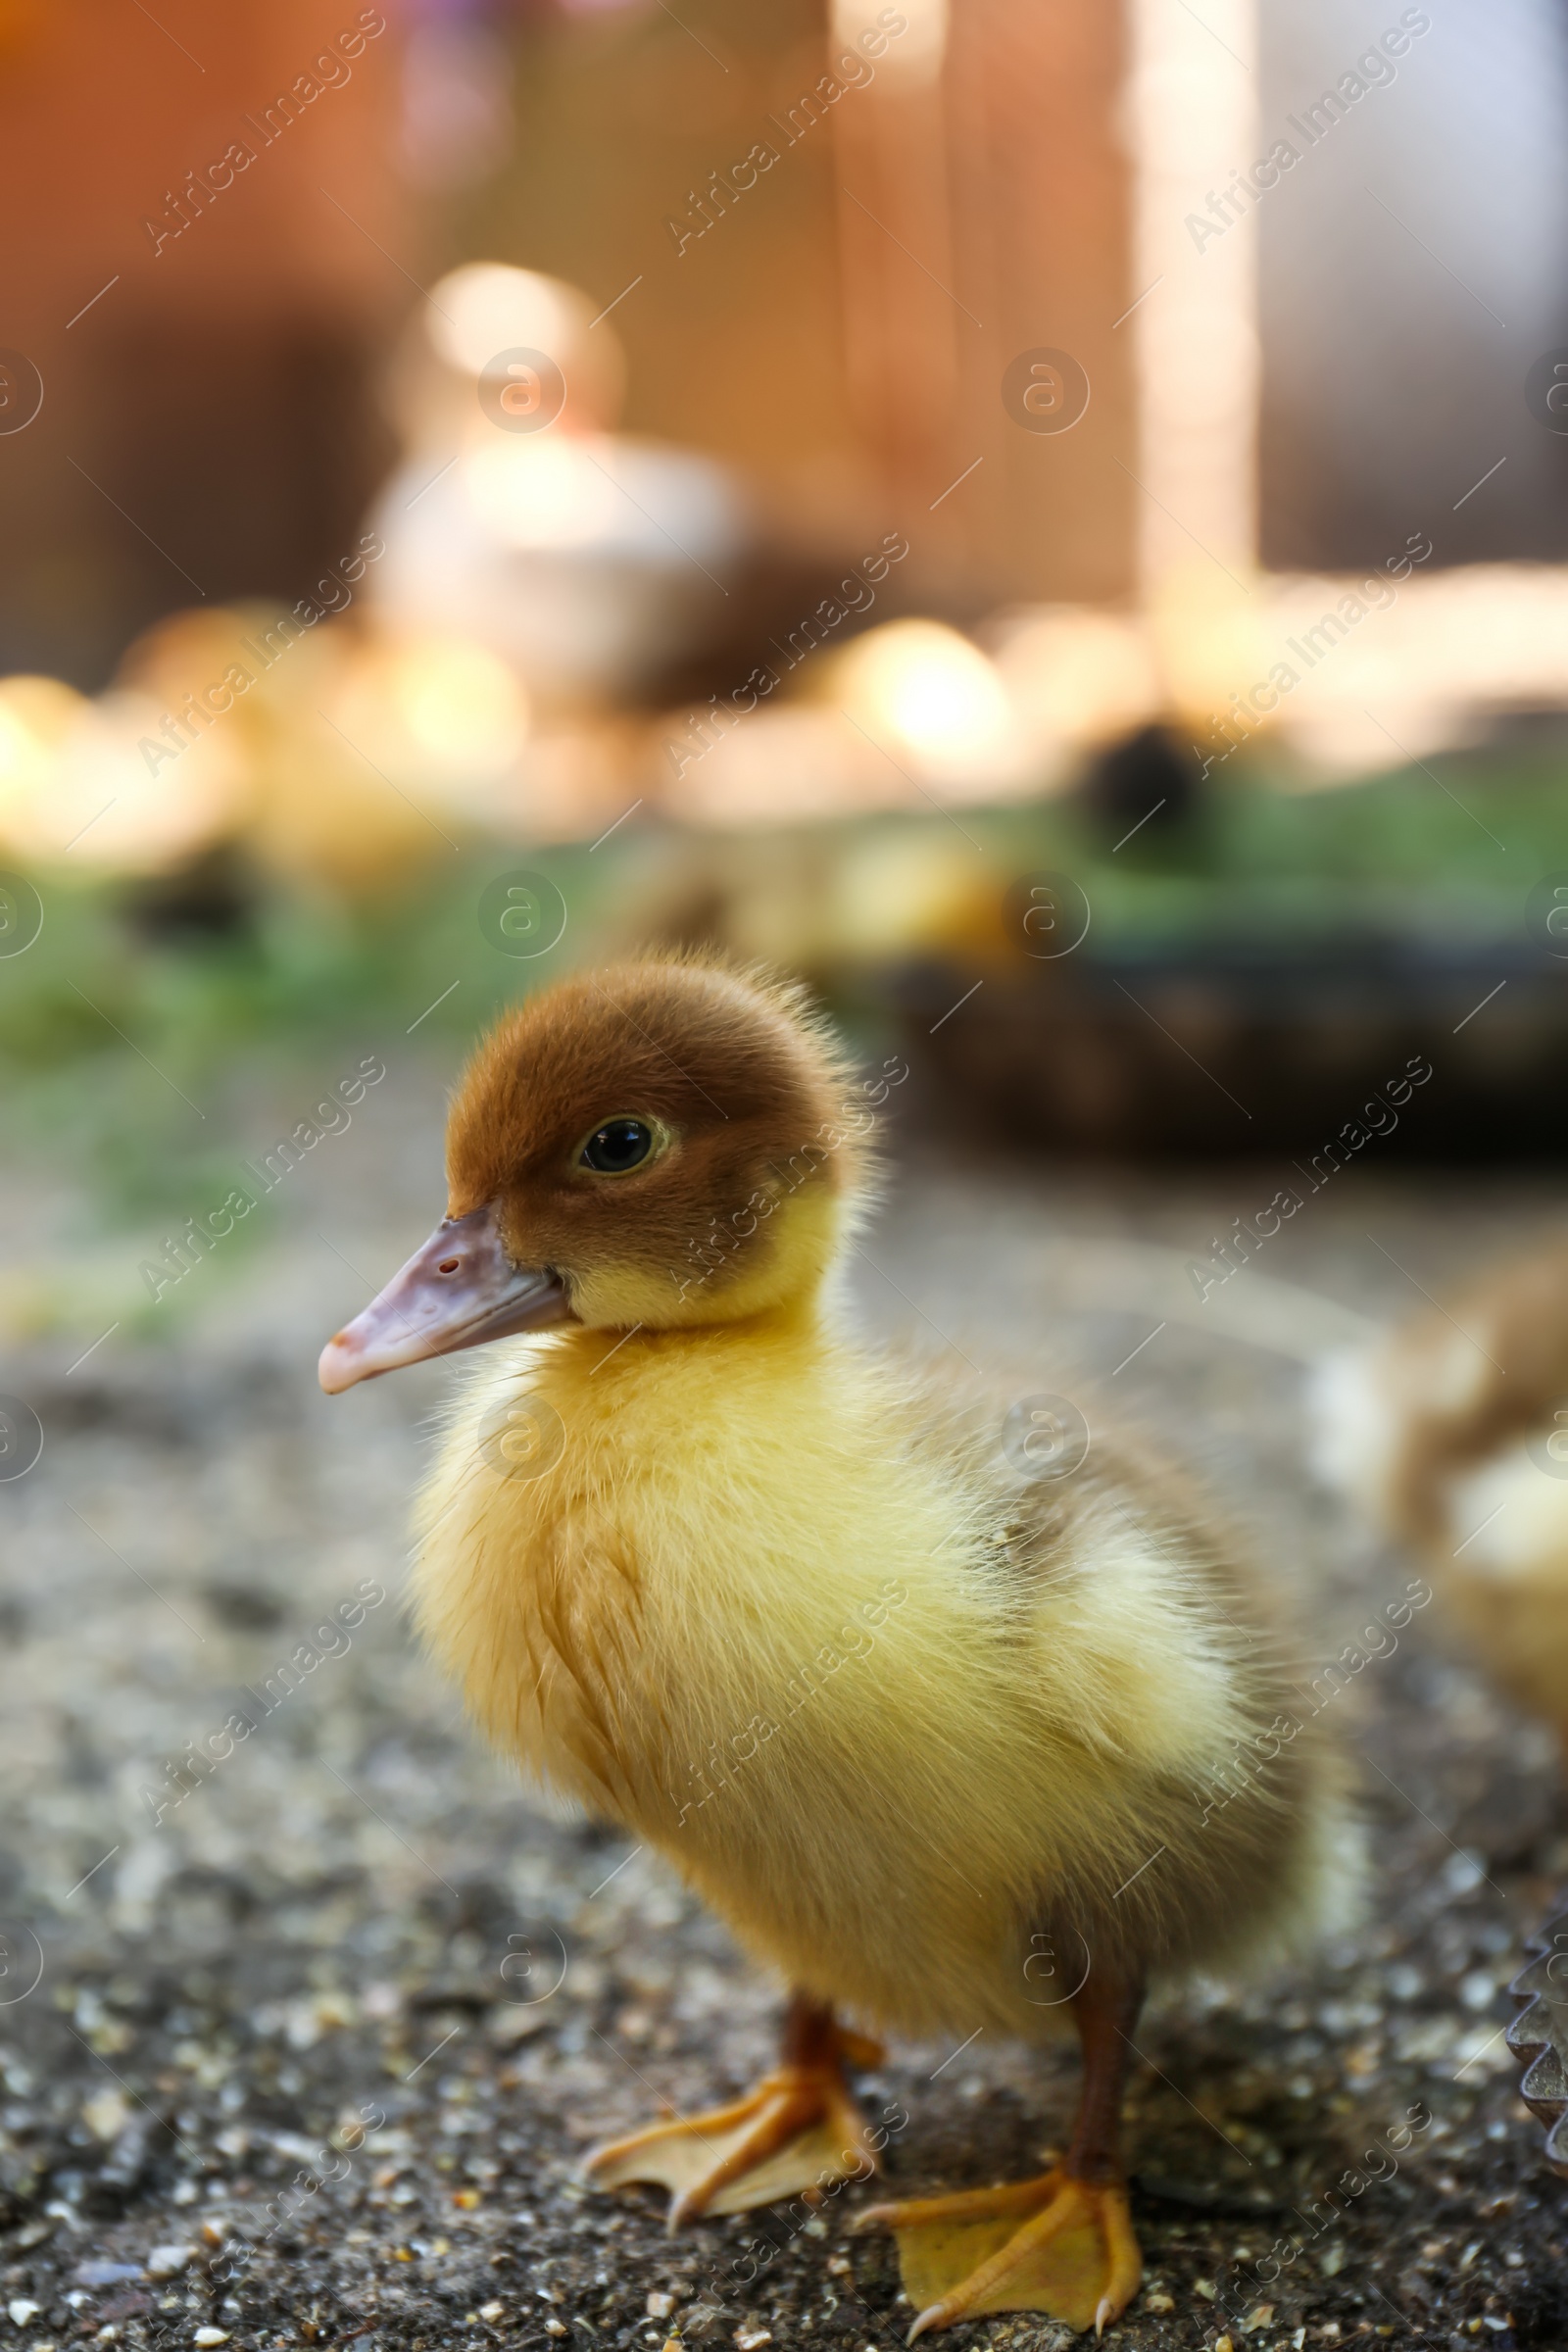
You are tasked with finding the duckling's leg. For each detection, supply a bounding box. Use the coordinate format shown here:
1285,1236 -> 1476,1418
854,1974 -> 1144,2339
583,1993 -> 884,2227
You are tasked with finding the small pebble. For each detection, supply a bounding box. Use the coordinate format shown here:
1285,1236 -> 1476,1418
9,2300 -> 41,2326
193,2332 -> 229,2347
146,2245 -> 198,2280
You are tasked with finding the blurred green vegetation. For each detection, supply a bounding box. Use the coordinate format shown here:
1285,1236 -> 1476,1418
1021,755 -> 1543,956
0,841 -> 621,1226
1,752 -> 1560,1224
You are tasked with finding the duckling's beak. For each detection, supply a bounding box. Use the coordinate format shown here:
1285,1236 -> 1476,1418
318,1203 -> 575,1394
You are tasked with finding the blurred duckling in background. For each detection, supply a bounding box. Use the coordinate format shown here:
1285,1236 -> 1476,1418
1311,1244 -> 1568,1743
612,820 -> 1013,985
320,956 -> 1356,2337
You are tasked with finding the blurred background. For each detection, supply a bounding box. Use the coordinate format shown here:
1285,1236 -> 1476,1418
4,1 -> 1568,2345
5,0 -> 1568,1168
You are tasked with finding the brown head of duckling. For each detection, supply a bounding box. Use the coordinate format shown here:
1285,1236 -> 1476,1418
318,956 -> 869,1392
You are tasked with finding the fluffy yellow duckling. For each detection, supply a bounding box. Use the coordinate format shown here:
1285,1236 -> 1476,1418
320,955 -> 1355,2338
1311,1243 -> 1568,1741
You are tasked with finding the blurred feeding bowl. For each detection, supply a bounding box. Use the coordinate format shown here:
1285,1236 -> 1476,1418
886,937 -> 1566,1159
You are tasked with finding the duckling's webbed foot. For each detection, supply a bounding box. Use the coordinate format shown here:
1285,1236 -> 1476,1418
853,1976 -> 1145,2338
582,1994 -> 883,2228
856,2170 -> 1141,2339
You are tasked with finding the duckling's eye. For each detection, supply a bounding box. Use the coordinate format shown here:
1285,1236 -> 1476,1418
578,1117 -> 657,1175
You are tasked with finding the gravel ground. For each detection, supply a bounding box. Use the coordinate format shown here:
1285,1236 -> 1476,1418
2,1058 -> 1566,2352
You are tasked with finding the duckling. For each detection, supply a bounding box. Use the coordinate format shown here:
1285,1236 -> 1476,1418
319,955 -> 1356,2338
1311,1242 -> 1568,1742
